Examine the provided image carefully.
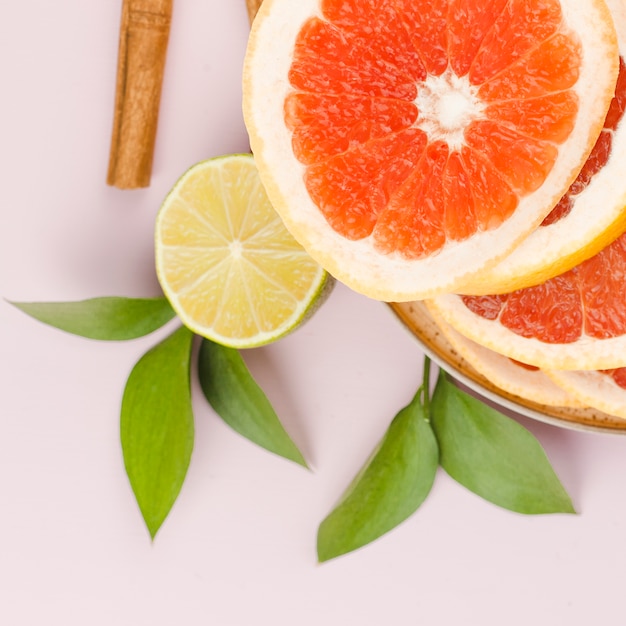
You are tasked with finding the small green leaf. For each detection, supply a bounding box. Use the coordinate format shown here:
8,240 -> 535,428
431,371 -> 575,515
198,339 -> 307,468
10,296 -> 176,340
317,388 -> 439,562
121,326 -> 195,539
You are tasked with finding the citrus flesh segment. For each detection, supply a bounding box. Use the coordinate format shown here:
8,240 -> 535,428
427,306 -> 584,408
243,0 -> 618,301
429,231 -> 626,371
155,154 -> 332,348
460,0 -> 626,295
546,368 -> 626,418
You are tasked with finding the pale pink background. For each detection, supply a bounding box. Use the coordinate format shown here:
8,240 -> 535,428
1,1 -> 626,624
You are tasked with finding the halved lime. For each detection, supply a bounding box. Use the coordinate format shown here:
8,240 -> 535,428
155,154 -> 333,348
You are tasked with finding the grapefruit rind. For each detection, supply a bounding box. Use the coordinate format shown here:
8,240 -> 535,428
243,0 -> 618,301
459,0 -> 626,296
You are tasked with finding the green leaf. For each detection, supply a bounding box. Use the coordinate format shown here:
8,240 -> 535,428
10,296 -> 176,340
430,371 -> 575,515
121,326 -> 195,539
198,339 -> 307,468
317,387 -> 439,562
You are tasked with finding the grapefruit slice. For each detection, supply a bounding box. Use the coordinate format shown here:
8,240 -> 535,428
546,368 -> 626,419
243,0 -> 618,301
460,0 -> 626,295
429,231 -> 626,371
427,307 -> 584,408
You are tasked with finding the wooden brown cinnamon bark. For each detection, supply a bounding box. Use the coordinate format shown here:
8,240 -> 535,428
107,0 -> 174,189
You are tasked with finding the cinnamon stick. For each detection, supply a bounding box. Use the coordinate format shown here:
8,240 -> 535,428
107,0 -> 174,189
246,0 -> 264,25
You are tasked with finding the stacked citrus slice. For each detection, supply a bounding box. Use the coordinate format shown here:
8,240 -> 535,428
244,0 -> 618,301
242,0 -> 626,422
426,304 -> 584,409
428,228 -> 626,420
460,51 -> 626,296
429,231 -> 626,371
425,0 -> 626,421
